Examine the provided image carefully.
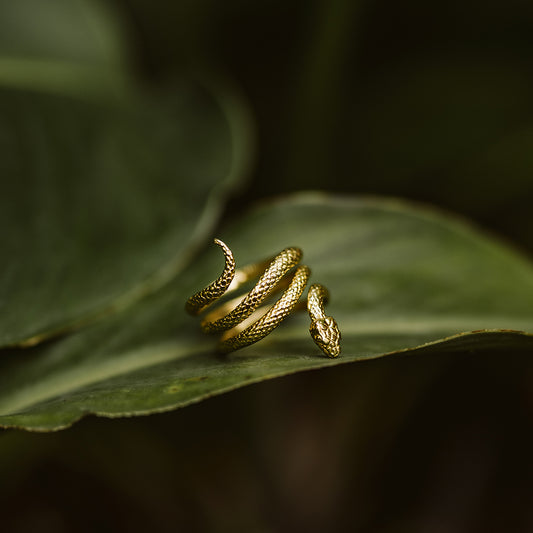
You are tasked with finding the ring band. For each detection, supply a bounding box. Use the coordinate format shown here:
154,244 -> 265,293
185,239 -> 341,357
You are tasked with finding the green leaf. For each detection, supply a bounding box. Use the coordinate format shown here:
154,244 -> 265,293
1,194 -> 533,431
0,82 -> 251,348
0,0 -> 129,99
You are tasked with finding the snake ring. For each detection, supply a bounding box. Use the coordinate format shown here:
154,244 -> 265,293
185,239 -> 341,357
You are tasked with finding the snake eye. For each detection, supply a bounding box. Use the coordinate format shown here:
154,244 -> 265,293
310,319 -> 330,346
319,317 -> 341,355
309,322 -> 323,342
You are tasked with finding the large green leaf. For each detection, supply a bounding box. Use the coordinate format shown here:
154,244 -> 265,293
0,83 -> 251,348
1,194 -> 532,431
0,0 -> 129,99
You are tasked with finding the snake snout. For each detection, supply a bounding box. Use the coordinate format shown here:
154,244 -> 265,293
310,316 -> 341,358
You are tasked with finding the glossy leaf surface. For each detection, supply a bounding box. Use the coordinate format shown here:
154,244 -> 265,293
1,194 -> 532,431
0,84 -> 250,347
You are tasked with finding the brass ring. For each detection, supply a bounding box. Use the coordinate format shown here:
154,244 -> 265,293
185,239 -> 341,357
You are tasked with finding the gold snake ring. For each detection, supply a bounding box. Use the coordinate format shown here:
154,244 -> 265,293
185,239 -> 341,357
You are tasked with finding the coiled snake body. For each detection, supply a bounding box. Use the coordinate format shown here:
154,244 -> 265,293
186,239 -> 341,357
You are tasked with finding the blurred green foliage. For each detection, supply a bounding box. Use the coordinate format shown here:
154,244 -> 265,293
1,0 -> 533,531
119,0 -> 533,247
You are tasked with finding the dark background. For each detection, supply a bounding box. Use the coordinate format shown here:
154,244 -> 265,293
2,1 -> 533,531
117,0 -> 533,250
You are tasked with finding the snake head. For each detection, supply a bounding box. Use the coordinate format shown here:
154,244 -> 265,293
309,316 -> 341,358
